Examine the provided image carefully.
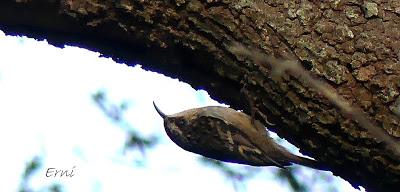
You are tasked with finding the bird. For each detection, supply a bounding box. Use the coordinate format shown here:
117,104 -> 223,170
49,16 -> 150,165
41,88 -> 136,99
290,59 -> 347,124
153,101 -> 323,170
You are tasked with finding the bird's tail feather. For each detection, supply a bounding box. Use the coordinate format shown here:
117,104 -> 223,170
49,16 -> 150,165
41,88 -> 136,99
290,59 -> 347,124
291,155 -> 327,171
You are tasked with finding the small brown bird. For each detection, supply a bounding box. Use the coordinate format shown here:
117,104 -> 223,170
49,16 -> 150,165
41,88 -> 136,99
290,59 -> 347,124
153,101 -> 322,169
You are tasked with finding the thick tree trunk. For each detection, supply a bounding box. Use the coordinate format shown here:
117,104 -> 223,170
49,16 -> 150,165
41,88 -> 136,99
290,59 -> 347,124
1,1 -> 399,191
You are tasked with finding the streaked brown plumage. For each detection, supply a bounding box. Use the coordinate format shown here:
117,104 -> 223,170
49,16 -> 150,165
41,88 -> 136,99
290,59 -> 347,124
153,101 -> 323,170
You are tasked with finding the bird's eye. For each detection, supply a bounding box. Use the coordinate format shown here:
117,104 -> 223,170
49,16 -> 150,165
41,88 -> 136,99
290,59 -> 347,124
176,119 -> 187,127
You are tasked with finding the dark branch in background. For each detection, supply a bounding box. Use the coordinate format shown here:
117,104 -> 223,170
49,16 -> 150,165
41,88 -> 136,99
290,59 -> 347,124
92,90 -> 128,122
276,168 -> 307,192
19,156 -> 63,192
125,131 -> 158,158
230,43 -> 400,157
19,156 -> 41,192
21,156 -> 41,181
92,90 -> 158,160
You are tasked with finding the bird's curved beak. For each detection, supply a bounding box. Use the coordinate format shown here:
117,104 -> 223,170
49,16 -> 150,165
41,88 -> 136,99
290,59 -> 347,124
153,101 -> 167,119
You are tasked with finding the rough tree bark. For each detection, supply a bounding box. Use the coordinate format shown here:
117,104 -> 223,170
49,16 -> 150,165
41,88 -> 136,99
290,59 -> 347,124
0,0 -> 399,191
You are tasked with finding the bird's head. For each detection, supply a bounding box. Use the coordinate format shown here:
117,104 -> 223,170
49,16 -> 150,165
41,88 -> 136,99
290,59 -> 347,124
153,101 -> 198,146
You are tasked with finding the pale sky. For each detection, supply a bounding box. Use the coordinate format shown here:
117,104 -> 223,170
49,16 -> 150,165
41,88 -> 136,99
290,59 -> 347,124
0,30 -> 363,192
